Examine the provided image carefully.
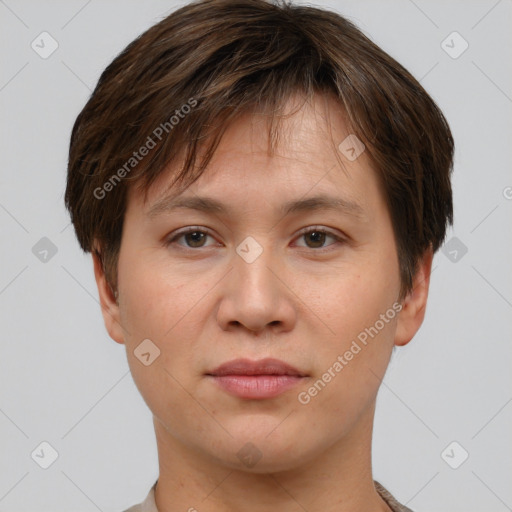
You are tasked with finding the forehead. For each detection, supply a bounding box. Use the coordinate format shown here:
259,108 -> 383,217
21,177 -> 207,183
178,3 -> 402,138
127,92 -> 380,217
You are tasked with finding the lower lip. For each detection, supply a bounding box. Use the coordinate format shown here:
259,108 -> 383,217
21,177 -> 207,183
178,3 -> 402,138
209,375 -> 303,399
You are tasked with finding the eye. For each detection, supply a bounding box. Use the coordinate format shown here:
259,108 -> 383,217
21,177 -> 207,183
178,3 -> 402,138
165,227 -> 217,249
294,227 -> 345,250
165,226 -> 346,251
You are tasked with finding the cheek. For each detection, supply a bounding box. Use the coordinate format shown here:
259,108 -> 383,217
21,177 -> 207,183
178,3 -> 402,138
118,251 -> 193,342
318,281 -> 398,374
117,255 -> 219,385
297,254 -> 399,407
312,253 -> 399,339
297,302 -> 397,441
116,260 -> 211,437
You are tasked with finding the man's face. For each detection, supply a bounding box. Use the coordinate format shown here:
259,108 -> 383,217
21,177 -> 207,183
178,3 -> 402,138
112,93 -> 404,471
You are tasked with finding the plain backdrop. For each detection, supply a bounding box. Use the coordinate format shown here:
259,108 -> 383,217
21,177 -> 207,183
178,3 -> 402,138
0,1 -> 511,511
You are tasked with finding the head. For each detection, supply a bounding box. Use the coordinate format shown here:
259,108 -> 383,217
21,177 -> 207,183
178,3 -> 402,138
65,0 -> 453,471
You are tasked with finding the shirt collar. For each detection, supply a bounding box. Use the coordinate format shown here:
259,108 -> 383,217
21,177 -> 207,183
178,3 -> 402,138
128,479 -> 413,512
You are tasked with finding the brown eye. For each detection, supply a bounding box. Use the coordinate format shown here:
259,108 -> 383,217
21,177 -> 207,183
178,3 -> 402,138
165,227 -> 215,249
295,227 -> 342,250
183,231 -> 207,248
303,230 -> 327,248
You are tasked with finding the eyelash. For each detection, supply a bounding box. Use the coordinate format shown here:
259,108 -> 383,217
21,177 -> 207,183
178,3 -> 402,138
164,226 -> 347,252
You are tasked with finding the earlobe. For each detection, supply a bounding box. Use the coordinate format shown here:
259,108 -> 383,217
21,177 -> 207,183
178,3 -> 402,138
92,248 -> 125,345
394,248 -> 434,347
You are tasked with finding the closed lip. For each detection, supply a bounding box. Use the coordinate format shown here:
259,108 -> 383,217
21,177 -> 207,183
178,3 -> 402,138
207,358 -> 307,377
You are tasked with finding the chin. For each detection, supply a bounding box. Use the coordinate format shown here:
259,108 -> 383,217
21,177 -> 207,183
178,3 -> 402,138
203,418 -> 318,473
218,446 -> 309,474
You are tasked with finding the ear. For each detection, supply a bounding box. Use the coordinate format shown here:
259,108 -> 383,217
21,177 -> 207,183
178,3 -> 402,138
394,247 -> 434,347
92,247 -> 125,345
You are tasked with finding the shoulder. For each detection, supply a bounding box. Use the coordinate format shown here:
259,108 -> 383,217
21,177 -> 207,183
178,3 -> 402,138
121,479 -> 412,512
374,481 -> 415,512
121,480 -> 158,512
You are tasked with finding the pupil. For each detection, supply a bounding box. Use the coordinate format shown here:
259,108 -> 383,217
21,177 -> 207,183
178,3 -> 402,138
186,231 -> 204,247
307,231 -> 325,248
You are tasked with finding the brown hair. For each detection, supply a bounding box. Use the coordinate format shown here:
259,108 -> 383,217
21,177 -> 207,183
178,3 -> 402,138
65,0 -> 454,300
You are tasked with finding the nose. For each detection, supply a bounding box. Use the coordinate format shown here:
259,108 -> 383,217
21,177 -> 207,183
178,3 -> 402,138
216,241 -> 297,335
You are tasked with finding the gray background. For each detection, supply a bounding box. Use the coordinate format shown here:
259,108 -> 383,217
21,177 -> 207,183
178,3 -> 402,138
0,0 -> 511,511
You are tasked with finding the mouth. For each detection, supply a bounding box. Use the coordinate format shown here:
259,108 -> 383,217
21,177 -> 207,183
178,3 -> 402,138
205,358 -> 307,399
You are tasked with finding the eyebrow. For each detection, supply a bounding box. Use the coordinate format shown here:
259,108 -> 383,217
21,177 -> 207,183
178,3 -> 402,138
146,193 -> 365,219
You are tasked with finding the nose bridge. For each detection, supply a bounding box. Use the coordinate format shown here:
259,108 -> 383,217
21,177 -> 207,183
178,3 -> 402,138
217,234 -> 294,333
234,234 -> 278,302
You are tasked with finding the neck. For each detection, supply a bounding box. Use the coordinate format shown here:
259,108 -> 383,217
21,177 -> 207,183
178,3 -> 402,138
153,402 -> 391,512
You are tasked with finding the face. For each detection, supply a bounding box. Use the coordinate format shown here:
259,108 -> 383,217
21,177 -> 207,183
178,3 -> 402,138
95,93 -> 430,473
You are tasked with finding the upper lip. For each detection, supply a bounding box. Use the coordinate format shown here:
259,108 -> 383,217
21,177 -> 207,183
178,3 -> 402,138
207,358 -> 306,377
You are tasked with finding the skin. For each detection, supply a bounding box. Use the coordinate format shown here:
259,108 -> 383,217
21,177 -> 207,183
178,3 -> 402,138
93,92 -> 432,512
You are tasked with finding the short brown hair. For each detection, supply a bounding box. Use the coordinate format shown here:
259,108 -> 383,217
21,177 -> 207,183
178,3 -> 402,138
65,0 -> 454,300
